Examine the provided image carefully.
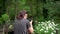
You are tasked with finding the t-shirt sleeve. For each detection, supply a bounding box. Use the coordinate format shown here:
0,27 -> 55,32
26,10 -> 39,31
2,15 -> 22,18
26,20 -> 31,29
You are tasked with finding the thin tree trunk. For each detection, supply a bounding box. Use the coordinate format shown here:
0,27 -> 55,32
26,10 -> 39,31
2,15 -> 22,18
3,26 -> 5,34
28,0 -> 33,18
36,0 -> 39,16
29,0 -> 33,13
14,0 -> 18,19
5,25 -> 8,34
3,0 -> 6,34
56,30 -> 58,34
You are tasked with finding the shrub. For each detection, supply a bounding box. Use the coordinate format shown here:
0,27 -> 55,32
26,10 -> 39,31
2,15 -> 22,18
34,20 -> 59,34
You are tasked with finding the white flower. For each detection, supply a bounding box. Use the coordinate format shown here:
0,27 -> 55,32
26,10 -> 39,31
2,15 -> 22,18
52,22 -> 55,26
40,29 -> 43,31
48,20 -> 50,23
55,24 -> 58,26
51,32 -> 54,34
53,30 -> 56,33
45,23 -> 47,26
9,25 -> 12,29
51,28 -> 54,30
44,31 -> 48,33
56,28 -> 59,30
42,27 -> 45,29
35,20 -> 38,22
46,27 -> 48,31
41,22 -> 44,24
53,26 -> 55,29
41,23 -> 45,26
48,25 -> 52,28
38,22 -> 40,23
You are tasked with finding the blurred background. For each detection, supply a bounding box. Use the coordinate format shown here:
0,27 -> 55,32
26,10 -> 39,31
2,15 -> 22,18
0,0 -> 60,34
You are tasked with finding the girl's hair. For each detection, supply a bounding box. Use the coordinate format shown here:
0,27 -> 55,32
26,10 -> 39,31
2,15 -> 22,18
17,10 -> 27,20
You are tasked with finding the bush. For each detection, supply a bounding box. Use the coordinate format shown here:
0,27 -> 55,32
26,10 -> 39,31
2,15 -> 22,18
0,14 -> 10,26
34,20 -> 59,34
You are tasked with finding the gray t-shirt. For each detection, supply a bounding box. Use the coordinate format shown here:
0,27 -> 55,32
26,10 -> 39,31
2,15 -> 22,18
14,18 -> 31,34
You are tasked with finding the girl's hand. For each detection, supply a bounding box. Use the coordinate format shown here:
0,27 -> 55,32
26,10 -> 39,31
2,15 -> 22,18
30,20 -> 33,24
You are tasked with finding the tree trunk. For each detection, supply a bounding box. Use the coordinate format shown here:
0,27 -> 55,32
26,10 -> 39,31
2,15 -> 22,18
3,26 -> 4,34
14,0 -> 18,20
56,30 -> 58,34
5,25 -> 8,34
36,0 -> 39,16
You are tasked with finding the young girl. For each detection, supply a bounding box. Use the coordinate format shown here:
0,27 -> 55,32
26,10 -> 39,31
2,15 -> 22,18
14,10 -> 33,34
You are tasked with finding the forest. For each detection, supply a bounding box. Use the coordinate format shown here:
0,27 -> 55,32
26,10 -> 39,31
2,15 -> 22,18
0,0 -> 60,34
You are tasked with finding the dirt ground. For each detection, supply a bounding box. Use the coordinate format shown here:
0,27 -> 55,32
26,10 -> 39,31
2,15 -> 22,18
0,32 -> 3,34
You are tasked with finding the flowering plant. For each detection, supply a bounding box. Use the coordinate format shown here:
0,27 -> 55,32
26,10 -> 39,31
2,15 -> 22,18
34,20 -> 59,34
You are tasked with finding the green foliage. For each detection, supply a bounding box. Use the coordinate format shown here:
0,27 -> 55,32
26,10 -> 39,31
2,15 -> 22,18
0,0 -> 60,34
0,14 -> 10,26
0,18 -> 2,25
0,0 -> 5,16
0,0 -> 60,21
44,1 -> 60,23
1,14 -> 10,22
